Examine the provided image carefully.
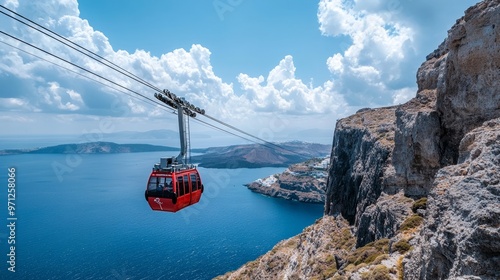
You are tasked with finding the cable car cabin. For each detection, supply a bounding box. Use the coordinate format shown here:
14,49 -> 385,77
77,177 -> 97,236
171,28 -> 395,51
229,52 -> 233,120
145,158 -> 203,212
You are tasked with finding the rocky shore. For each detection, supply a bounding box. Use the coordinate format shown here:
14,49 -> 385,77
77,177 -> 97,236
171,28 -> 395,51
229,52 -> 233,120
246,157 -> 329,204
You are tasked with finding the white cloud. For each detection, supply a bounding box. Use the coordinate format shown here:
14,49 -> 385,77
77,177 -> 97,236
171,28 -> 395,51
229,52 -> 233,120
0,114 -> 32,122
67,89 -> 83,104
237,55 -> 346,115
3,0 -> 18,9
318,0 -> 415,105
0,0 -> 347,126
392,87 -> 415,105
0,97 -> 28,109
1,0 -> 475,141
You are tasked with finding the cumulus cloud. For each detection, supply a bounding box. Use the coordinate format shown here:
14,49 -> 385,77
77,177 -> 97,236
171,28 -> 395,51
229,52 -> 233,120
237,55 -> 346,114
318,0 -> 416,106
0,0 -> 475,139
0,0 -> 349,129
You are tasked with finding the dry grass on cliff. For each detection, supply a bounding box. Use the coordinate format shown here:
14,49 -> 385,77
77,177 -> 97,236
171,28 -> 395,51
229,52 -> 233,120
346,238 -> 390,266
399,215 -> 424,232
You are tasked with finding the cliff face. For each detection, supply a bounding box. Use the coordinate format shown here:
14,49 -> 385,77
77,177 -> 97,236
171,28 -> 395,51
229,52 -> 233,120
405,118 -> 500,279
324,107 -> 400,246
438,0 -> 500,165
325,0 -> 500,248
218,1 -> 500,279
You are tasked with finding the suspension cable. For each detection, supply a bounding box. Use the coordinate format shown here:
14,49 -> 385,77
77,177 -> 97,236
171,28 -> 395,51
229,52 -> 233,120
0,9 -> 311,158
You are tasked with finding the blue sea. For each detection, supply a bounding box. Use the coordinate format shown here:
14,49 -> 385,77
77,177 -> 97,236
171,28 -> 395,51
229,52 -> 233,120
0,152 -> 323,279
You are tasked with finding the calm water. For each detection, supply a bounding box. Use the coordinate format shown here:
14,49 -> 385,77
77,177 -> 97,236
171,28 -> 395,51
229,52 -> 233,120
0,152 -> 323,279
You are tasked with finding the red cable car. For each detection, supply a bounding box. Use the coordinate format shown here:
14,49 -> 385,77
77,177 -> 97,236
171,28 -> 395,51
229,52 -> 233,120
145,91 -> 204,212
145,157 -> 203,212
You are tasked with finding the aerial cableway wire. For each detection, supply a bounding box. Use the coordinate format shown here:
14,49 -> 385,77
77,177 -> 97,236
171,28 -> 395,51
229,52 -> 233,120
0,5 -> 163,93
0,30 -> 269,148
0,8 -> 309,158
0,33 -> 259,144
0,29 -> 162,107
0,39 -> 174,114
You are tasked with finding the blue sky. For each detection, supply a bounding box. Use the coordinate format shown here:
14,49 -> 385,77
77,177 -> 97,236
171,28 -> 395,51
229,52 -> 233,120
78,0 -> 341,87
0,0 -> 477,147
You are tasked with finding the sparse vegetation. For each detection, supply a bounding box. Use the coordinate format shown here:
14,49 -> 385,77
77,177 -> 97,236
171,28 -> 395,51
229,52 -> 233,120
321,264 -> 338,279
399,215 -> 424,232
373,253 -> 389,265
336,228 -> 356,250
393,239 -> 411,254
346,238 -> 390,266
411,197 -> 428,213
325,254 -> 335,264
284,238 -> 298,248
396,256 -> 404,280
360,265 -> 391,280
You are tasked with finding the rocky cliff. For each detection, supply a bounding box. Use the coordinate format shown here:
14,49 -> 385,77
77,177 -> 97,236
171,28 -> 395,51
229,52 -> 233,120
217,1 -> 500,279
246,157 -> 329,204
405,118 -> 500,279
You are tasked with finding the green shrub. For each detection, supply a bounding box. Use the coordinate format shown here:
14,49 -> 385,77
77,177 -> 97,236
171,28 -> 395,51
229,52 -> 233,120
399,215 -> 424,232
393,239 -> 411,254
411,197 -> 428,213
346,239 -> 390,266
361,265 -> 391,280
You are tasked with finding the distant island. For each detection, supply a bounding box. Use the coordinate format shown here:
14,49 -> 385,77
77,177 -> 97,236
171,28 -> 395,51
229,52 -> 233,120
246,157 -> 329,203
0,141 -> 331,169
0,142 -> 180,155
191,141 -> 331,168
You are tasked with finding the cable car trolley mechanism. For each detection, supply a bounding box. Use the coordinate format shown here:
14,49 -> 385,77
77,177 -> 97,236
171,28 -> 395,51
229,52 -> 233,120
145,90 -> 205,212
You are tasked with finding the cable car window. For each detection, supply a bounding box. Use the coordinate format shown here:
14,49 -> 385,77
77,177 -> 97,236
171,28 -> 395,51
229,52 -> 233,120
164,177 -> 173,192
177,176 -> 184,196
148,176 -> 158,191
184,175 -> 189,194
190,174 -> 198,191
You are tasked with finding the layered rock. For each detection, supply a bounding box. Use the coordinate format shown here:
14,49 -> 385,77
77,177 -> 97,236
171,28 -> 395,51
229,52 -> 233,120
405,118 -> 500,279
437,0 -> 500,165
325,0 -> 500,248
324,107 -> 397,240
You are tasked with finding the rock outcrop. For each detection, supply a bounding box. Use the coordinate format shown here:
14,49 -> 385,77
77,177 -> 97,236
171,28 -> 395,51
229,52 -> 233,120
218,1 -> 500,279
215,216 -> 354,280
246,157 -> 329,204
325,0 -> 500,248
405,118 -> 500,279
324,106 -> 402,246
437,0 -> 500,165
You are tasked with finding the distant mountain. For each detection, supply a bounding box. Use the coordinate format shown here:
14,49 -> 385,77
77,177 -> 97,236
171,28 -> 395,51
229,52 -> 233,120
0,141 -> 331,169
0,142 -> 179,155
191,141 -> 331,168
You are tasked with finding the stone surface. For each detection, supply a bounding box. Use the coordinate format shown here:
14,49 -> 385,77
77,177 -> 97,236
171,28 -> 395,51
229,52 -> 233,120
215,216 -> 354,280
324,107 -> 397,235
437,0 -> 500,165
356,192 -> 413,247
405,118 -> 500,280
